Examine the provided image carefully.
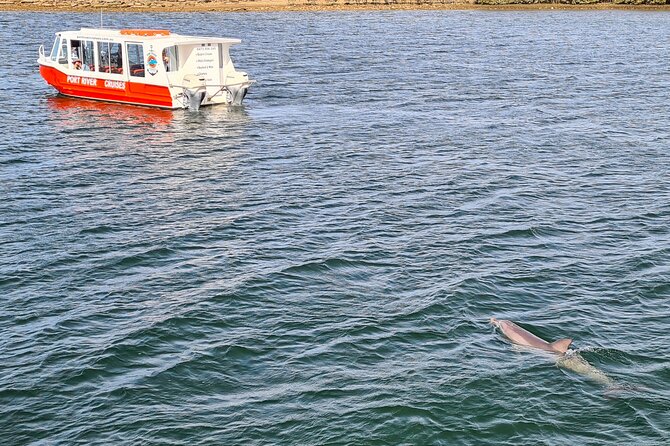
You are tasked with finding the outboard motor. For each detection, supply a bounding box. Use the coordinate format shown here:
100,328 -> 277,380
229,85 -> 249,106
182,74 -> 207,111
185,89 -> 206,111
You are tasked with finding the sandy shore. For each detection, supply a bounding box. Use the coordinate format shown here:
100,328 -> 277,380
3,0 -> 670,13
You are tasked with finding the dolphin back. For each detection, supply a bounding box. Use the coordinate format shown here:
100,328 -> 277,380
549,338 -> 573,354
556,353 -> 614,387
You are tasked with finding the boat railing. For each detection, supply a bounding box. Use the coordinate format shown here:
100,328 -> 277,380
38,44 -> 45,60
169,79 -> 254,91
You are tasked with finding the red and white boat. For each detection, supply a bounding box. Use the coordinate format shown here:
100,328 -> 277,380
38,28 -> 254,109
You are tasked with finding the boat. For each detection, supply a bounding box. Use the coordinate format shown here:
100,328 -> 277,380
38,28 -> 254,109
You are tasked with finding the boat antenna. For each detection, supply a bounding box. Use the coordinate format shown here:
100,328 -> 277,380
100,8 -> 103,28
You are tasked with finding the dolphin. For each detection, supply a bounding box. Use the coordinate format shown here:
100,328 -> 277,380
490,318 -> 573,354
556,353 -> 615,387
490,317 -> 619,389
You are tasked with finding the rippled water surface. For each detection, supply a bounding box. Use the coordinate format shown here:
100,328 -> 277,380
2,10 -> 670,445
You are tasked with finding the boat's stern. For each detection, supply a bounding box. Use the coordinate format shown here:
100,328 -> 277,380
165,39 -> 254,109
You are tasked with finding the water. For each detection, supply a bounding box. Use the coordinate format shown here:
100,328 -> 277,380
2,10 -> 670,445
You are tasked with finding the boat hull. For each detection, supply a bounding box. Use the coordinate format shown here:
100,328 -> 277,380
39,64 -> 176,109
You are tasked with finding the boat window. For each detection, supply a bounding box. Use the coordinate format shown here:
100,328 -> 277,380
70,39 -> 82,69
97,41 -> 123,74
97,42 -> 110,73
59,38 -> 68,65
50,36 -> 60,62
162,45 -> 178,72
68,40 -> 94,70
217,44 -> 231,68
126,43 -> 145,78
81,40 -> 95,71
70,40 -> 90,70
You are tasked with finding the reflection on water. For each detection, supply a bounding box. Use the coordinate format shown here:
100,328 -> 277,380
46,95 -> 252,144
179,102 -> 252,139
44,94 -> 252,183
46,96 -> 175,128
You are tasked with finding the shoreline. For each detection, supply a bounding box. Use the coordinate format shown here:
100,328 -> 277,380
3,1 -> 670,13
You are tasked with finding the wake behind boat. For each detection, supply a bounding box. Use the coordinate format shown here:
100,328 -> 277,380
38,28 -> 254,109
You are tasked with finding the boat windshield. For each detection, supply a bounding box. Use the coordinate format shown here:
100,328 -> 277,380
49,36 -> 60,61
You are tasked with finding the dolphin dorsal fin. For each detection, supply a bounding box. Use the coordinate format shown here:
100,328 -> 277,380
549,338 -> 573,354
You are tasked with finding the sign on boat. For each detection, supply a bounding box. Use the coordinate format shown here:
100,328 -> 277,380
38,28 -> 254,109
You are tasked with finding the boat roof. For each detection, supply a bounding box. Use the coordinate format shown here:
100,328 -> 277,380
60,28 -> 241,45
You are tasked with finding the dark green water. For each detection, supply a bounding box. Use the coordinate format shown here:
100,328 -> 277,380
2,10 -> 669,445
